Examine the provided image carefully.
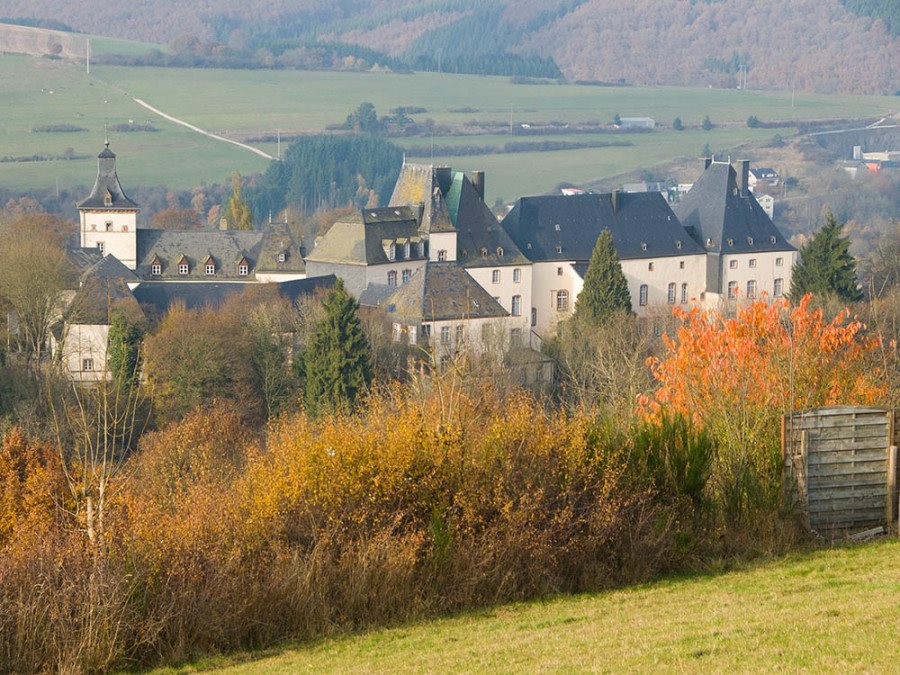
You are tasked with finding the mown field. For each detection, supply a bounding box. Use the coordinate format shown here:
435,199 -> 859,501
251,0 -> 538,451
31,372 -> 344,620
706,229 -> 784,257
1,52 -> 897,203
149,539 -> 900,673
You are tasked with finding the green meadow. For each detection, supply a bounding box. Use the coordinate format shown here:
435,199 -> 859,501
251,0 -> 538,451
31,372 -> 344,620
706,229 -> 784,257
148,539 -> 900,674
1,53 -> 896,202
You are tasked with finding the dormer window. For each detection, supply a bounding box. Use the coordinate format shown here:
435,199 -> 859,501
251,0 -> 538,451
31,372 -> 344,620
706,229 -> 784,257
747,237 -> 754,246
389,243 -> 396,261
238,260 -> 249,276
556,245 -> 563,254
496,247 -> 504,258
641,242 -> 648,251
206,263 -> 215,276
151,263 -> 161,276
727,238 -> 734,247
555,223 -> 561,231
178,257 -> 189,276
481,248 -> 488,258
277,250 -> 287,264
104,190 -> 112,206
676,240 -> 682,249
707,238 -> 713,246
771,236 -> 777,244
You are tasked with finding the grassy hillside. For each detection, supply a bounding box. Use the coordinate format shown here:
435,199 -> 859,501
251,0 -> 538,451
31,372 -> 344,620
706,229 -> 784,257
1,54 -> 896,205
151,539 -> 900,673
1,0 -> 899,94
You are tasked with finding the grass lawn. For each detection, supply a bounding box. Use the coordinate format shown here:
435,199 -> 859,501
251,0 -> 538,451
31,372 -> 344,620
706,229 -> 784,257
2,53 -> 897,201
145,538 -> 900,673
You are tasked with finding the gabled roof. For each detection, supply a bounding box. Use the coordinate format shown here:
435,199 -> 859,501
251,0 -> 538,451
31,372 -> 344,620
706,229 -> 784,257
67,248 -> 141,286
66,276 -> 145,325
305,207 -> 423,265
255,221 -> 307,274
672,162 -> 794,255
77,143 -> 139,211
384,262 -> 508,323
501,191 -> 704,262
135,229 -> 267,279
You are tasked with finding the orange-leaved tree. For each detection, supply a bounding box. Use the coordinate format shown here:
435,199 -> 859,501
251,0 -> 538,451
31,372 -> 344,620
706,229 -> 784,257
641,295 -> 886,517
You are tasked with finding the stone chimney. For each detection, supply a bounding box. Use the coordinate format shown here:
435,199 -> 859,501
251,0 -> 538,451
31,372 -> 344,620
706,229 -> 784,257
611,188 -> 620,214
471,170 -> 485,200
736,160 -> 750,196
434,166 -> 452,197
704,157 -> 713,170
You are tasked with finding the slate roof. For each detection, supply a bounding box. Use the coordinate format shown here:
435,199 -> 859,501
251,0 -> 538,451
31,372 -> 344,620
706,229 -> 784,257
672,162 -> 794,255
305,206 -> 424,265
384,262 -> 508,323
501,191 -> 704,262
67,276 -> 145,325
449,171 -> 528,268
131,275 -> 335,314
135,229 -> 266,279
77,143 -> 139,211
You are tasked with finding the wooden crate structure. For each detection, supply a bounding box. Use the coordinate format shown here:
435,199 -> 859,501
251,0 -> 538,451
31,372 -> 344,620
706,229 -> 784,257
783,406 -> 899,536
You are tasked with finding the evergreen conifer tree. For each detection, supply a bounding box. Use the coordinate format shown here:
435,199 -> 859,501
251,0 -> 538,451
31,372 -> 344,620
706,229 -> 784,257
574,229 -> 632,322
790,212 -> 862,303
303,279 -> 373,415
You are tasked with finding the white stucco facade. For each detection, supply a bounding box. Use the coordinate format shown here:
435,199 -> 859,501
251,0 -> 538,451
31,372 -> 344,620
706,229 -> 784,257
80,209 -> 138,270
62,324 -> 110,382
465,264 -> 534,347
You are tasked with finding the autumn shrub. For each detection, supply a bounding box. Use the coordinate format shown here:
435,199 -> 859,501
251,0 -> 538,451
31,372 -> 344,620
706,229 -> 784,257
642,296 -> 886,536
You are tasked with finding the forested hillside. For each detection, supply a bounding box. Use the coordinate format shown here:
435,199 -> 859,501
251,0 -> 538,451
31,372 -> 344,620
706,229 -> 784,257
1,0 -> 899,94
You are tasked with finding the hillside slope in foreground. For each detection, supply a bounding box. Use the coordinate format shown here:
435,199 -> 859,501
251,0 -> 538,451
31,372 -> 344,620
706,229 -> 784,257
152,538 -> 900,673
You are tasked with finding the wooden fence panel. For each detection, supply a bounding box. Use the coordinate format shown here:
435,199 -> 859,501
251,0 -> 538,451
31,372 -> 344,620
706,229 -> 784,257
784,406 -> 895,535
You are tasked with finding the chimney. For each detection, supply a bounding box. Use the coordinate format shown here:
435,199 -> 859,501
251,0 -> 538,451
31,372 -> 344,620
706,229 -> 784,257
471,170 -> 485,201
434,166 -> 451,196
736,160 -> 750,196
611,189 -> 620,214
704,157 -> 713,170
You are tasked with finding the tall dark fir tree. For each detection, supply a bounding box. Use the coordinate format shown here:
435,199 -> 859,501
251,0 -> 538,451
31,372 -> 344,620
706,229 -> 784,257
574,229 -> 632,322
790,212 -> 862,303
302,279 -> 373,415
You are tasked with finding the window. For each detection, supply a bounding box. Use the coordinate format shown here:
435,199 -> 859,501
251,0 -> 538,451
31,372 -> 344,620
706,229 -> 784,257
392,323 -> 402,343
97,241 -> 105,255
441,326 -> 451,344
455,325 -> 464,344
511,295 -> 522,316
481,248 -> 488,258
648,262 -> 654,271
105,221 -> 113,232
774,278 -> 784,297
408,325 -> 417,344
556,290 -> 569,312
679,261 -> 685,269
238,263 -> 248,276
667,282 -> 676,304
531,307 -> 537,327
681,283 -> 688,304
776,257 -> 783,267
554,223 -> 561,231
747,280 -> 757,299
151,263 -> 161,276
82,358 -> 93,372
496,247 -> 504,258
387,271 -> 398,286
179,263 -> 188,275
555,245 -> 563,254
205,263 -> 215,276
749,259 -> 757,268
438,250 -> 447,262
402,269 -> 410,284
492,270 -> 500,284
510,328 -> 522,348
277,250 -> 287,263
639,284 -> 648,307
728,281 -> 738,299
389,243 -> 396,261
404,242 -> 410,259
104,190 -> 112,206
513,268 -> 521,283
557,267 -> 563,276
747,237 -> 754,246
729,260 -> 737,269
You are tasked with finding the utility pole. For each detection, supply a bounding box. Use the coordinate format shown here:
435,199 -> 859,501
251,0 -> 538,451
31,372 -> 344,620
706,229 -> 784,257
277,129 -> 281,160
86,39 -> 91,75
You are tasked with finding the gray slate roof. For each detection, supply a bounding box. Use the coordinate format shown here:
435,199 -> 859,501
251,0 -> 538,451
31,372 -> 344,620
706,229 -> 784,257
305,207 -> 424,266
77,143 -> 139,211
672,162 -> 794,255
385,262 -> 508,323
132,275 -> 335,314
501,191 -> 704,262
135,229 -> 266,279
